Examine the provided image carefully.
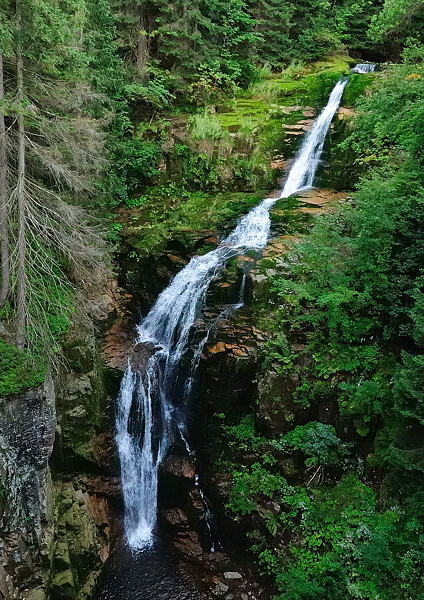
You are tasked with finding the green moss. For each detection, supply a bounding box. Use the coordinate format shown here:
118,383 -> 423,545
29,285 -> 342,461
123,189 -> 264,256
270,197 -> 313,234
216,55 -> 352,156
0,340 -> 47,396
343,72 -> 375,106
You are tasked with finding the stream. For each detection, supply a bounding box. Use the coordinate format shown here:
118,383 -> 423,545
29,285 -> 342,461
94,71 -> 357,599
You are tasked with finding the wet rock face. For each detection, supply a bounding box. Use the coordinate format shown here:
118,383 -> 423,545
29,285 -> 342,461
256,368 -> 313,436
0,281 -> 127,600
49,478 -> 119,600
57,318 -> 111,469
199,316 -> 261,416
120,229 -> 221,316
0,376 -> 56,599
162,455 -> 196,480
130,342 -> 160,372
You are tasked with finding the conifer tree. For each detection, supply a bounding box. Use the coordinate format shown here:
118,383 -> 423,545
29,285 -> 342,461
0,0 -> 107,351
0,7 -> 12,307
248,0 -> 294,66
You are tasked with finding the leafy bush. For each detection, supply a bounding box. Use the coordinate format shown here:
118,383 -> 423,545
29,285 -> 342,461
272,422 -> 352,467
124,80 -> 175,109
228,463 -> 289,515
189,111 -> 227,141
223,414 -> 266,452
113,138 -> 161,200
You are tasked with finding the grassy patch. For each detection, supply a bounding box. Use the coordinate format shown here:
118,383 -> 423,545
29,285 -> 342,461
216,54 -> 353,132
0,339 -> 47,396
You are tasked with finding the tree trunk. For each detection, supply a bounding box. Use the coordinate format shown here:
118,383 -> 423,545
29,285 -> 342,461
15,19 -> 27,349
136,8 -> 149,79
0,52 -> 10,306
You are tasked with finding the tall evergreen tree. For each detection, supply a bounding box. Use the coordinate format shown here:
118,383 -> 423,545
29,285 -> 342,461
0,9 -> 12,307
0,0 -> 107,351
248,0 -> 294,66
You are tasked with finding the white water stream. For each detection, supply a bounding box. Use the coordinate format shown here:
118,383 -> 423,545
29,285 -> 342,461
352,63 -> 376,73
116,75 -> 348,549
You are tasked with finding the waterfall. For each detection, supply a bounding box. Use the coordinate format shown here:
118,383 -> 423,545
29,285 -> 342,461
116,76 -> 348,550
281,78 -> 348,197
352,63 -> 376,73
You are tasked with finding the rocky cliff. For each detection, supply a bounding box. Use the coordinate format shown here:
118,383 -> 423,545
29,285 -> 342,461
0,284 -> 127,600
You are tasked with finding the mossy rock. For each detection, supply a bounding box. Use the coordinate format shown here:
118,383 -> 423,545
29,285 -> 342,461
51,482 -> 102,600
121,191 -> 264,258
0,339 -> 47,397
344,72 -> 375,106
50,570 -> 76,599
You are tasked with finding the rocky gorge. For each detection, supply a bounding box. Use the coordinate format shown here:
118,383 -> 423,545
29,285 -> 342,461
0,58 -> 372,600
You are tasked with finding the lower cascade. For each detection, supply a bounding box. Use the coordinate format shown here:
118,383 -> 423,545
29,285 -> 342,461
116,75 -> 348,550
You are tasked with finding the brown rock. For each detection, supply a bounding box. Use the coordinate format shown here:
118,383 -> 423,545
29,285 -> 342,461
162,454 -> 196,479
163,508 -> 189,527
203,235 -> 220,246
296,188 -> 348,213
283,124 -> 304,130
166,253 -> 186,265
207,342 -> 228,355
174,531 -> 203,558
337,107 -> 355,120
271,158 -> 287,170
206,342 -> 249,358
281,105 -> 303,113
232,347 -> 249,357
102,318 -> 133,370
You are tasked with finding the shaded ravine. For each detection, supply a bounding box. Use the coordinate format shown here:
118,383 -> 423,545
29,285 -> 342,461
117,76 -> 348,549
95,75 -> 349,600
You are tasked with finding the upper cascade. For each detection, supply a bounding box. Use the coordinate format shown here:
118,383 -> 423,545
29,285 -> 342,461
280,77 -> 348,198
352,63 -> 376,73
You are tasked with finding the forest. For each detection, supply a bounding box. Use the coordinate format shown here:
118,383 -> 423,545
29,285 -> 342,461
0,0 -> 424,599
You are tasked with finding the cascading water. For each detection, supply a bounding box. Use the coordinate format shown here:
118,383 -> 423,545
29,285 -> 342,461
116,75 -> 348,550
352,63 -> 376,73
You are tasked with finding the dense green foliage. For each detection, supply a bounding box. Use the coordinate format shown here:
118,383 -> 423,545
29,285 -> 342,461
2,1 -> 424,599
220,52 -> 424,600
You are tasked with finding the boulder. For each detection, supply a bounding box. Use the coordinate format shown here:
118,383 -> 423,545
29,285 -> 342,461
223,572 -> 243,580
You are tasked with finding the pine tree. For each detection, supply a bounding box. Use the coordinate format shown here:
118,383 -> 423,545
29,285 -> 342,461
0,6 -> 12,307
112,0 -> 159,80
0,0 -> 107,351
248,0 -> 294,66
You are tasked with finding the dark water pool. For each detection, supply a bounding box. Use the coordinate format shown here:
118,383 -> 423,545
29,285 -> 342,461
93,537 -> 207,600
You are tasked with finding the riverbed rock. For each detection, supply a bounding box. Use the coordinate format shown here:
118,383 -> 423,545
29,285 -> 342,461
224,572 -> 243,580
213,581 -> 230,595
